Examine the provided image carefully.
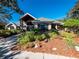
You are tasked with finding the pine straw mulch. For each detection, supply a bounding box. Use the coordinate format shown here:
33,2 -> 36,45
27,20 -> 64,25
11,36 -> 79,58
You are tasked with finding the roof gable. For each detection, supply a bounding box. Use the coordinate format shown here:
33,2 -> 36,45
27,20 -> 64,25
21,13 -> 37,20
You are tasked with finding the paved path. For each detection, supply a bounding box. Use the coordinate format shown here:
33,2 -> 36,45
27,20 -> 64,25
0,34 -> 19,59
13,51 -> 78,59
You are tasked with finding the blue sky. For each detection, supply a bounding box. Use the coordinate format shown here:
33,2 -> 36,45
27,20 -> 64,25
12,0 -> 77,23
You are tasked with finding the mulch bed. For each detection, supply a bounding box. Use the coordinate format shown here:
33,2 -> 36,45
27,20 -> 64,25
11,36 -> 79,58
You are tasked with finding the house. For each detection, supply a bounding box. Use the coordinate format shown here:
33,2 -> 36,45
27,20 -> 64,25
20,13 -> 64,31
5,22 -> 17,30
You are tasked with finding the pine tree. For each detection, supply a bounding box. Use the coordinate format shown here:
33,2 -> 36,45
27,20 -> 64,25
68,0 -> 79,19
0,0 -> 24,24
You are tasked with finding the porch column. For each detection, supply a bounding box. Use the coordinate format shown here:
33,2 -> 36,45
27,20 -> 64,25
34,24 -> 38,29
24,23 -> 27,30
20,19 -> 23,30
55,25 -> 58,30
48,24 -> 52,30
64,27 -> 67,31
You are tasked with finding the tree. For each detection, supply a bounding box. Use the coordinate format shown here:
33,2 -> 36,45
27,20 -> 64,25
64,18 -> 79,27
68,0 -> 79,19
0,0 -> 24,24
63,18 -> 79,32
0,0 -> 24,14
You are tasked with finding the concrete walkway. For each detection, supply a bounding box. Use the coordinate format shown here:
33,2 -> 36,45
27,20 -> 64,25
0,34 -> 19,59
13,51 -> 78,59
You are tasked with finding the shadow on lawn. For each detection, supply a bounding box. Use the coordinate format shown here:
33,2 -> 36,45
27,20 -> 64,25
0,46 -> 21,59
3,51 -> 21,59
0,34 -> 20,59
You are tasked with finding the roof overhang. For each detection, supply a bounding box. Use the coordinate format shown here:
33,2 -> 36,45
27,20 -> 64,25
20,13 -> 37,20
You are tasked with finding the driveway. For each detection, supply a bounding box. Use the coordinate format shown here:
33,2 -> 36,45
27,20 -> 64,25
13,51 -> 78,59
0,34 -> 19,59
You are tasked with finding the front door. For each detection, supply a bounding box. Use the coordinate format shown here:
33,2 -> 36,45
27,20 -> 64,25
27,22 -> 34,31
39,24 -> 47,30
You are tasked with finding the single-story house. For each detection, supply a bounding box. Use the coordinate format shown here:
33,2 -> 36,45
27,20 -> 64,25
5,22 -> 17,30
20,13 -> 64,31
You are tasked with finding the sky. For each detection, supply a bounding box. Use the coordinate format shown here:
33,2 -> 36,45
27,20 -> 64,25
12,0 -> 77,23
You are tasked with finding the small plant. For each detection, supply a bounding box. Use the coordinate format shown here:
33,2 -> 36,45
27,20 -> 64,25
27,42 -> 35,48
0,30 -> 11,37
41,34 -> 47,39
5,31 -> 11,35
32,28 -> 40,33
0,29 -> 20,37
51,29 -> 59,34
34,34 -> 42,41
60,31 -> 75,38
48,31 -> 57,39
11,29 -> 20,34
18,31 -> 58,45
25,31 -> 35,42
60,31 -> 75,48
18,34 -> 29,45
64,36 -> 75,48
10,30 -> 16,33
18,31 -> 35,45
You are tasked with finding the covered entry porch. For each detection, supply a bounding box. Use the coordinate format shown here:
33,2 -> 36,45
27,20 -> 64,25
20,20 -> 63,31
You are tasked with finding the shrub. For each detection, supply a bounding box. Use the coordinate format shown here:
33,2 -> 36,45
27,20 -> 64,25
18,34 -> 29,45
63,18 -> 79,27
60,31 -> 75,38
34,35 -> 42,41
25,31 -> 35,42
64,36 -> 75,48
60,31 -> 75,48
0,29 -> 20,37
10,29 -> 20,34
18,31 -> 35,45
5,31 -> 11,35
51,29 -> 59,34
41,34 -> 47,39
48,31 -> 57,39
45,33 -> 50,39
32,29 -> 40,33
34,33 -> 51,41
18,31 -> 58,45
0,30 -> 11,37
